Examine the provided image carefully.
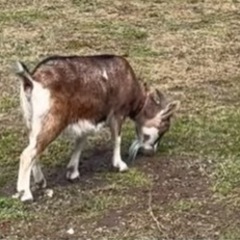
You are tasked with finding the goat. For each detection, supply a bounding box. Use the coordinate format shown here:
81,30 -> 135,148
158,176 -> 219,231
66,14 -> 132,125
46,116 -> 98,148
13,55 -> 179,201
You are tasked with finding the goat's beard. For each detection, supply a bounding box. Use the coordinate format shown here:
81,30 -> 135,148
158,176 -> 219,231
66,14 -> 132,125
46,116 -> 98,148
128,140 -> 141,161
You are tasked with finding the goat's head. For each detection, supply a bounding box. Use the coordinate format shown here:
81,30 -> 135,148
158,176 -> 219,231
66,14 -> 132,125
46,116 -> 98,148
129,88 -> 180,160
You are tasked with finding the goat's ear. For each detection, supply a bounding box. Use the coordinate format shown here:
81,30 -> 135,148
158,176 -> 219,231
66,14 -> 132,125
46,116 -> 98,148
141,81 -> 150,94
151,88 -> 166,106
159,101 -> 180,120
155,89 -> 165,102
153,88 -> 167,106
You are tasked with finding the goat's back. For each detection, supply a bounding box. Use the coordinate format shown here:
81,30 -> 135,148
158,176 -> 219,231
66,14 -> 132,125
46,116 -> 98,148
31,55 -> 144,124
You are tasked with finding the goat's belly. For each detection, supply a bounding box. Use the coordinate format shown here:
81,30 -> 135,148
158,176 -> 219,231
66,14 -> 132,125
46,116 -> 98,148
65,120 -> 106,137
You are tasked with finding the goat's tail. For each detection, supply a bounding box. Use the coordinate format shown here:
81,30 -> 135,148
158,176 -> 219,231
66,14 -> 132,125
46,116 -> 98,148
14,61 -> 33,128
14,61 -> 34,87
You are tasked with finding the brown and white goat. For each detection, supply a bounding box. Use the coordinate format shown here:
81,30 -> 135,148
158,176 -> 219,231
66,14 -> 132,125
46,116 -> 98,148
14,55 -> 179,201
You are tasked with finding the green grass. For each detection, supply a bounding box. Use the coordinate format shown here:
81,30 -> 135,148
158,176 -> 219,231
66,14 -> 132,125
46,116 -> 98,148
93,21 -> 148,42
41,138 -> 71,167
70,191 -> 135,218
158,108 -> 240,195
0,197 -> 29,220
220,228 -> 240,240
72,0 -> 98,12
169,199 -> 201,213
161,108 -> 240,158
0,168 -> 15,188
0,9 -> 49,23
0,128 -> 25,167
0,96 -> 18,113
105,168 -> 152,189
129,45 -> 160,57
213,157 -> 240,196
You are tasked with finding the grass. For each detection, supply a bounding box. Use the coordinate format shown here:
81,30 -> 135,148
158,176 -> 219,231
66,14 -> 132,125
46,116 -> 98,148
0,169 -> 15,189
220,228 -> 240,240
159,107 -> 240,196
104,168 -> 152,188
1,0 -> 240,239
169,199 -> 201,213
72,0 -> 98,12
0,9 -> 49,23
0,128 -> 25,167
70,191 -> 136,217
94,22 -> 148,40
0,96 -> 18,113
213,157 -> 240,196
0,197 -> 28,220
161,108 -> 240,158
41,138 -> 71,167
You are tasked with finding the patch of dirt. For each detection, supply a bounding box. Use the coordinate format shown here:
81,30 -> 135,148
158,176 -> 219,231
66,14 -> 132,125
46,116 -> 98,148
1,145 -> 240,239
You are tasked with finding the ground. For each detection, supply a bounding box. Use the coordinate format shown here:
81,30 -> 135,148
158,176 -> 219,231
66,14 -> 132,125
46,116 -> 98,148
1,0 -> 240,239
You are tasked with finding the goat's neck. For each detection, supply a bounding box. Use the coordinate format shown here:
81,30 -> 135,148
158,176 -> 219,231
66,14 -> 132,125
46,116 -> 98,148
130,90 -> 148,122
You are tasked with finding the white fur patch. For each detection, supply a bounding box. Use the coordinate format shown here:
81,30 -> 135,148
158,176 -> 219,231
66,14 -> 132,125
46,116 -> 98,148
67,120 -> 105,137
28,81 -> 51,149
142,126 -> 159,149
102,69 -> 108,80
112,136 -> 128,171
20,80 -> 51,130
31,82 -> 51,119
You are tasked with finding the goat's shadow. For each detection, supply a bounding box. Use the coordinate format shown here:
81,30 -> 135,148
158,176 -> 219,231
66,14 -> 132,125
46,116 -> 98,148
0,145 -> 137,198
44,146 -> 131,190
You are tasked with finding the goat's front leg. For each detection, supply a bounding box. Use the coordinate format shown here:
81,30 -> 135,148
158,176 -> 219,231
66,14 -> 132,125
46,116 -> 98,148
66,136 -> 86,180
109,116 -> 128,172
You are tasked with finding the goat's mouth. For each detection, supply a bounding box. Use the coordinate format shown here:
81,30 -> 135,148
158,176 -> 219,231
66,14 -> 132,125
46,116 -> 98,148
128,143 -> 155,161
128,135 -> 164,161
139,147 -> 155,157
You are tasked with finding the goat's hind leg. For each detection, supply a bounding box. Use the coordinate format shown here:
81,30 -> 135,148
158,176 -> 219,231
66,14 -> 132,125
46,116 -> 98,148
32,161 -> 46,189
14,114 -> 63,202
14,140 -> 38,202
66,136 -> 86,181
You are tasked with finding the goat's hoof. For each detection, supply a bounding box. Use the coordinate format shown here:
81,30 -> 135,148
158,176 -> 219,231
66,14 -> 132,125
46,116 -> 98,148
119,165 -> 129,172
20,191 -> 33,202
35,178 -> 47,189
114,161 -> 129,172
66,168 -> 80,181
12,191 -> 33,202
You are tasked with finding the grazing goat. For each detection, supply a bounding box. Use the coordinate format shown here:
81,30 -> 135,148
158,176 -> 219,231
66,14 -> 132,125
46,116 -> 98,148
14,55 -> 179,201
